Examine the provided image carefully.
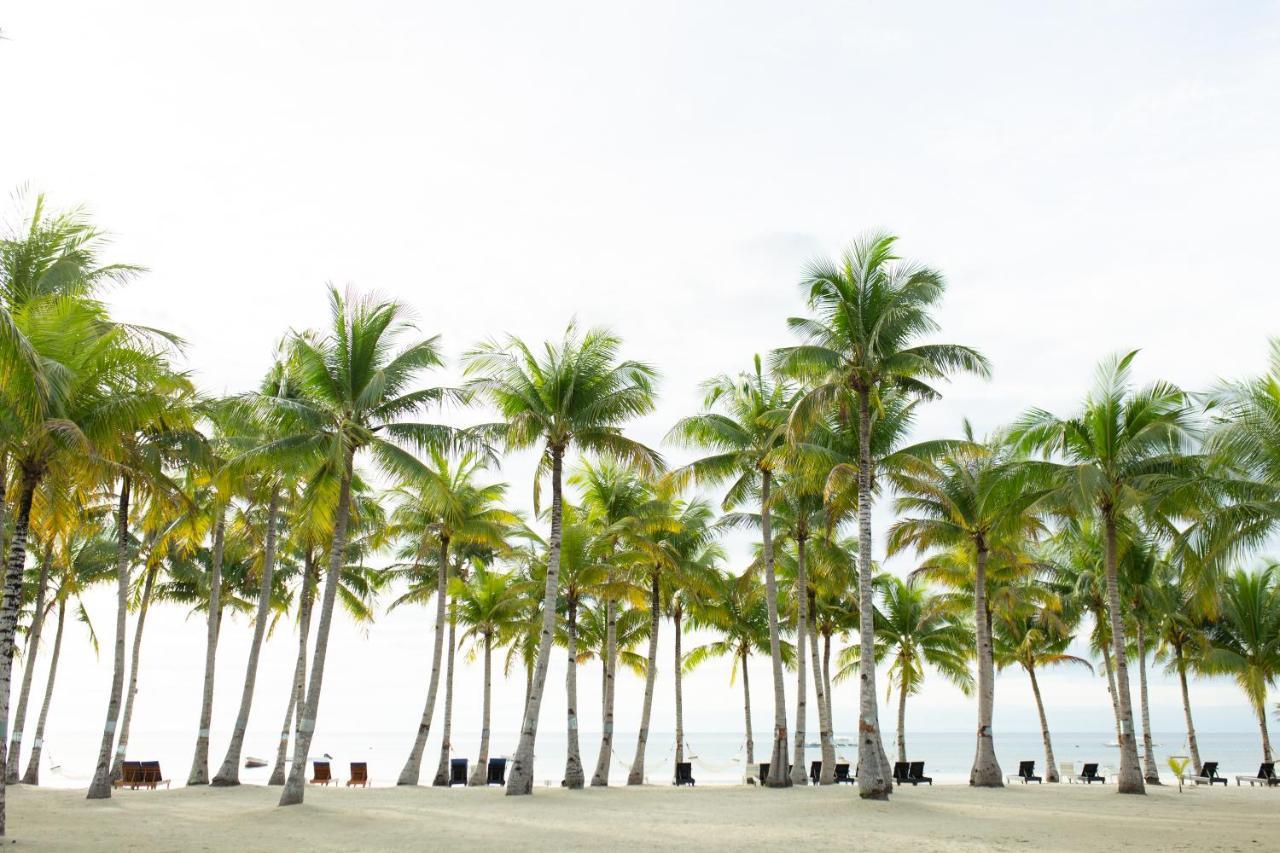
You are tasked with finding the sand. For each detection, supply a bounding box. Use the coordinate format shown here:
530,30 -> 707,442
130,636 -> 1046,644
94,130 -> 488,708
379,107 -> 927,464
8,781 -> 1277,852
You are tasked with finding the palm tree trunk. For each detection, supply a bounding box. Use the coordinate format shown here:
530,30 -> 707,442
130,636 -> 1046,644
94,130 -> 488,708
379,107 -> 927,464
88,475 -> 132,800
1255,700 -> 1274,763
790,533 -> 809,785
187,507 -> 226,785
432,602 -> 457,787
1026,664 -> 1059,782
1102,512 -> 1144,794
468,632 -> 494,785
855,392 -> 890,799
22,599 -> 66,785
758,471 -> 791,788
0,471 -> 39,828
1134,622 -> 1160,784
627,570 -> 660,785
110,557 -> 160,781
270,549 -> 315,786
7,546 -> 52,783
822,632 -> 834,733
1101,643 -> 1122,741
279,453 -> 354,807
213,490 -> 282,785
970,543 -> 1002,787
564,597 -> 584,789
590,597 -> 617,787
1174,644 -> 1202,774
674,605 -> 684,770
741,647 -> 754,767
506,446 -> 566,796
397,534 -> 451,785
896,680 -> 908,764
808,594 -> 835,784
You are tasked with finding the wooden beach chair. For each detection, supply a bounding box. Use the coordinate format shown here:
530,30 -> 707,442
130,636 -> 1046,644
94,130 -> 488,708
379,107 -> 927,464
347,762 -> 369,787
1191,761 -> 1227,786
809,760 -> 822,785
834,763 -> 854,784
139,761 -> 170,790
449,758 -> 468,786
1235,762 -> 1277,786
486,758 -> 507,786
310,761 -> 336,786
112,761 -> 142,789
673,762 -> 695,786
907,761 -> 933,786
1074,763 -> 1105,784
1007,760 -> 1042,784
892,761 -> 910,785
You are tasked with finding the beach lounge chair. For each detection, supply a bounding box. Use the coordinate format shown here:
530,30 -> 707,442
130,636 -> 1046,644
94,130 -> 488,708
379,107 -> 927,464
450,758 -> 468,786
486,758 -> 507,786
907,762 -> 933,786
139,761 -> 170,790
758,763 -> 769,784
347,762 -> 369,787
1191,761 -> 1227,786
674,762 -> 695,786
1235,762 -> 1277,786
1074,763 -> 1104,784
113,761 -> 144,789
892,761 -> 910,785
310,761 -> 336,786
1007,760 -> 1042,784
1060,761 -> 1075,781
834,763 -> 854,784
809,760 -> 822,784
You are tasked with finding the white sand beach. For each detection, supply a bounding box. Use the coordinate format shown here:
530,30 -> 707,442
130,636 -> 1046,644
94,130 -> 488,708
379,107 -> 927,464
9,783 -> 1277,852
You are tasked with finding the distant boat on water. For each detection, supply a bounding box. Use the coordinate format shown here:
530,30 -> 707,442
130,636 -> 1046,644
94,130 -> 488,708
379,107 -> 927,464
245,757 -> 268,768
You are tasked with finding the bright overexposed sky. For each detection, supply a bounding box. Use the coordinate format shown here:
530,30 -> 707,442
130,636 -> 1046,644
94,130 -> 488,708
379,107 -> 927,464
2,1 -> 1279,779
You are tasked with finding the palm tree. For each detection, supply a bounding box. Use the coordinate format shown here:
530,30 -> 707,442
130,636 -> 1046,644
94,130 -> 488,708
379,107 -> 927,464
1203,565 -> 1280,762
775,232 -> 990,798
463,323 -> 660,796
1151,561 -> 1211,775
1014,352 -> 1199,794
887,429 -> 1049,786
667,356 -> 795,787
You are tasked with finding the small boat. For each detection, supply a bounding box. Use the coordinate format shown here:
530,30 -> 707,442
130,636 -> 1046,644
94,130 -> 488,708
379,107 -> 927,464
245,757 -> 268,769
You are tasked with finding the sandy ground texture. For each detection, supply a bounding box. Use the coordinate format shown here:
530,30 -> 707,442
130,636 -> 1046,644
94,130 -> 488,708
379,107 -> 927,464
7,781 -> 1278,852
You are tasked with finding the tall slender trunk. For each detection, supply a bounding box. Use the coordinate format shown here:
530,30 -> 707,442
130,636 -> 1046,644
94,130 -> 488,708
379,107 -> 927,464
110,556 -> 159,781
188,507 -> 226,785
759,471 -> 790,788
213,490 -> 282,785
279,452 -> 354,806
822,632 -> 834,736
0,471 -> 39,829
432,599 -> 457,787
88,475 -> 132,800
22,599 -> 66,785
628,570 -> 660,785
1256,701 -> 1274,763
468,633 -> 494,785
808,594 -> 835,784
970,542 -> 1002,786
1134,622 -> 1160,784
590,596 -> 617,787
270,550 -> 315,786
1102,512 -> 1144,794
855,392 -> 890,799
506,446 -> 566,796
1174,644 -> 1202,774
896,680 -> 908,763
742,647 -> 754,767
1026,664 -> 1059,782
397,534 -> 451,785
564,597 -> 584,788
674,604 -> 685,769
1101,643 -> 1122,741
790,532 -> 809,785
7,546 -> 52,782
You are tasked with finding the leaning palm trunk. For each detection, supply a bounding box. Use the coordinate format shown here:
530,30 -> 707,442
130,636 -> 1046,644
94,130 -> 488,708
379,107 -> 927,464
270,551 -> 314,786
397,535 -> 451,785
432,604 -> 457,787
279,456 -> 354,806
22,599 -> 66,785
1134,623 -> 1160,784
1255,701 -> 1274,762
1101,644 -> 1122,742
590,597 -> 617,786
790,534 -> 809,785
855,394 -> 891,799
808,597 -> 835,784
1174,644 -> 1202,774
0,472 -> 39,828
759,471 -> 791,788
628,570 -> 661,785
506,448 -> 566,796
468,633 -> 495,785
213,491 -> 282,785
88,476 -> 133,800
741,647 -> 755,767
7,547 -> 53,783
110,559 -> 160,781
895,682 -> 908,763
1026,664 -> 1059,782
1102,515 -> 1144,794
969,544 -> 1002,786
188,508 -> 226,785
564,599 -> 584,788
674,605 -> 685,769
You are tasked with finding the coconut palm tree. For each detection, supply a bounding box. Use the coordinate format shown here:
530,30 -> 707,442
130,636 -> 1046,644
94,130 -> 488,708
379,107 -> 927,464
1151,561 -> 1211,775
774,232 -> 990,798
1014,352 -> 1200,794
463,323 -> 661,796
666,356 -> 795,787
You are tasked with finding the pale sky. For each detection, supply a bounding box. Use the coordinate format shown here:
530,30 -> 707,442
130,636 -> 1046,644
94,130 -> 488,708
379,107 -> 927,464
2,1 -> 1279,774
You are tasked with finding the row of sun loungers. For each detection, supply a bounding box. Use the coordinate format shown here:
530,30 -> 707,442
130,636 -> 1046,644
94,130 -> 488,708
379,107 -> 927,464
113,761 -> 170,790
308,758 -> 510,787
